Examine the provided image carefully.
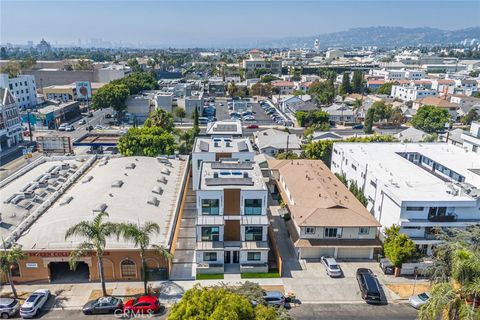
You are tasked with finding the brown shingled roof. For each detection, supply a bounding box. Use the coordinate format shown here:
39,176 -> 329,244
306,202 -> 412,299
268,160 -> 381,228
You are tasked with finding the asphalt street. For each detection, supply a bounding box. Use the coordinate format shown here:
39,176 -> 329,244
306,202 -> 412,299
24,303 -> 418,320
290,303 -> 418,320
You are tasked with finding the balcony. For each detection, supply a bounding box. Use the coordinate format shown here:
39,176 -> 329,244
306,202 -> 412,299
428,214 -> 457,222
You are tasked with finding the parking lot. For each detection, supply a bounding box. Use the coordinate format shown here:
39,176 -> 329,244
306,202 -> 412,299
212,97 -> 280,125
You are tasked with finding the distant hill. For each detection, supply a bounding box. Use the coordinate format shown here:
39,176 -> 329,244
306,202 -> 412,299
254,26 -> 480,49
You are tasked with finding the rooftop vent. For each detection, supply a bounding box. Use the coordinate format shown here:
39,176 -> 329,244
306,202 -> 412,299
60,196 -> 73,206
125,163 -> 136,170
157,176 -> 168,184
152,185 -> 164,195
147,196 -> 159,206
161,168 -> 171,175
82,176 -> 93,183
93,203 -> 107,213
111,180 -> 124,188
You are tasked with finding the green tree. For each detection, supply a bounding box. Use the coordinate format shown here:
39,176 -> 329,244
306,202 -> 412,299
74,58 -> 94,71
461,109 -> 479,125
364,107 -> 375,134
127,58 -> 142,72
117,126 -> 176,156
376,82 -> 393,95
175,108 -> 186,125
65,212 -> 119,297
260,74 -> 279,83
296,110 -> 329,127
251,83 -> 272,97
411,105 -> 450,133
276,151 -> 300,160
307,79 -> 335,106
117,222 -> 172,295
92,83 -> 130,119
144,108 -> 175,133
227,82 -> 238,97
193,107 -> 200,136
348,180 -> 368,206
0,61 -> 21,78
338,72 -> 352,95
0,245 -> 27,298
292,90 -> 304,96
383,225 -> 415,268
351,71 -> 364,93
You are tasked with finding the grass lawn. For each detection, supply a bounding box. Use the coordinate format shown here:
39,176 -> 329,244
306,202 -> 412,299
240,270 -> 281,279
196,273 -> 225,280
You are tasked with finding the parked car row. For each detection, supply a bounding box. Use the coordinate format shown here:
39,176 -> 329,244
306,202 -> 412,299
260,101 -> 286,125
0,289 -> 50,319
83,295 -> 162,316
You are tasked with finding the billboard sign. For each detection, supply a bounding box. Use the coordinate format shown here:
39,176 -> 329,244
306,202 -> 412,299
76,81 -> 92,100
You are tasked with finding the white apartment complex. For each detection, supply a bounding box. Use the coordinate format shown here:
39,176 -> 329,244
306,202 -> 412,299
371,69 -> 425,81
242,59 -> 282,78
331,143 -> 480,255
391,85 -> 437,101
0,73 -> 38,109
461,122 -> 480,153
0,88 -> 23,151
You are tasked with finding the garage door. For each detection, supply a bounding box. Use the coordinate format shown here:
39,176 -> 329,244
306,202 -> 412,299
336,248 -> 372,259
300,247 -> 335,259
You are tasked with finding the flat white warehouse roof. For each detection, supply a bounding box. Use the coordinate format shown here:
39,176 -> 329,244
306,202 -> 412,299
15,156 -> 187,250
333,143 -> 480,202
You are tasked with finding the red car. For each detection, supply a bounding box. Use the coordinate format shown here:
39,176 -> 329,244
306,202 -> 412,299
123,296 -> 160,315
246,124 -> 259,129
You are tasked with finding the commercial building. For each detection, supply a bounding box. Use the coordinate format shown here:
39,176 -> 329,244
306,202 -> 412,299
0,73 -> 38,109
154,92 -> 173,113
242,59 -> 282,79
268,160 -> 381,260
0,155 -> 188,282
42,82 -> 105,102
195,159 -> 269,274
34,101 -> 81,129
331,143 -> 480,255
178,92 -> 204,118
126,94 -> 152,124
325,49 -> 344,60
370,69 -> 425,81
0,88 -> 23,151
461,122 -> 480,153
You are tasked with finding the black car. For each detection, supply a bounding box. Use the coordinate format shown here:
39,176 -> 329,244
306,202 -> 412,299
352,124 -> 364,130
356,268 -> 382,304
82,297 -> 123,315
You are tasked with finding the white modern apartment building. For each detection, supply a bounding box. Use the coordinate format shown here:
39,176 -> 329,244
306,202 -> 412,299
431,79 -> 456,94
371,69 -> 425,81
331,143 -> 480,255
391,85 -> 437,101
192,136 -> 255,191
461,122 -> 480,153
154,92 -> 173,113
195,158 -> 269,274
0,73 -> 38,109
0,88 -> 23,151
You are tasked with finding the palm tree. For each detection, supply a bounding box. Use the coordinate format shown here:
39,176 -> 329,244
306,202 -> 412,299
117,222 -> 172,295
65,212 -> 118,297
419,282 -> 475,320
0,244 -> 26,298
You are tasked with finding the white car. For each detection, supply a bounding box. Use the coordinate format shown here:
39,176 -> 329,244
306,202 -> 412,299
78,119 -> 86,125
57,123 -> 68,131
321,256 -> 342,277
65,125 -> 75,131
20,289 -> 50,318
409,292 -> 431,309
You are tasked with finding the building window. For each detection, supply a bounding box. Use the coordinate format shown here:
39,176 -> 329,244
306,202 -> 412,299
324,228 -> 338,238
244,199 -> 262,215
245,226 -> 263,241
370,180 -> 377,188
120,259 -> 136,277
202,199 -> 219,215
428,207 -> 447,219
201,227 -> 220,241
351,164 -> 357,171
11,263 -> 20,277
247,252 -> 261,261
203,252 -> 217,262
305,227 -> 315,234
359,227 -> 370,235
406,207 -> 424,211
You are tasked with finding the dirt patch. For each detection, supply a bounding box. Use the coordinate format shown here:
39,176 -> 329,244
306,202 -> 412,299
0,291 -> 31,301
386,283 -> 431,299
260,285 -> 285,293
125,288 -> 144,297
88,289 -> 113,300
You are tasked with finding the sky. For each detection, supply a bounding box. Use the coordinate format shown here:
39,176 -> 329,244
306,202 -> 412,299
1,0 -> 479,47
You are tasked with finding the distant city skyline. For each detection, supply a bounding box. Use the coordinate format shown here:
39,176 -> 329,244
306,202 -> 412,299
1,1 -> 479,48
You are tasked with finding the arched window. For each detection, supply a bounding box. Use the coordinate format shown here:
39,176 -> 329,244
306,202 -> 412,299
120,259 -> 136,278
11,263 -> 20,277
